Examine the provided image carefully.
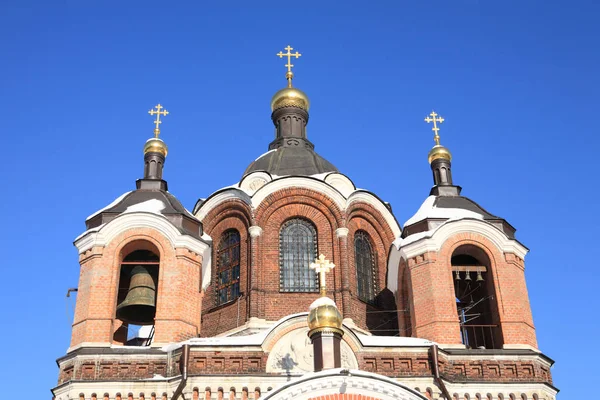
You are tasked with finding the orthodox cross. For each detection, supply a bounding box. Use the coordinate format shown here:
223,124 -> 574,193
148,104 -> 169,138
277,45 -> 302,87
310,254 -> 335,297
424,111 -> 444,145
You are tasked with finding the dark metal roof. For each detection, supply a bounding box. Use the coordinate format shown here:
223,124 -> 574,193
402,195 -> 516,239
243,147 -> 338,177
86,179 -> 203,239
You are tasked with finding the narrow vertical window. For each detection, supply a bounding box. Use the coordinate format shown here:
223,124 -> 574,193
355,230 -> 377,303
280,218 -> 318,292
216,230 -> 241,305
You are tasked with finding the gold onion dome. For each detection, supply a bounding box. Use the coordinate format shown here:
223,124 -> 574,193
144,137 -> 168,157
428,144 -> 452,164
271,86 -> 310,111
307,296 -> 343,331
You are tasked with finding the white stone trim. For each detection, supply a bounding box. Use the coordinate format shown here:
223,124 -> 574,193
251,177 -> 347,211
388,218 -> 528,294
324,173 -> 355,197
74,212 -> 212,290
195,176 -> 401,243
75,212 -> 209,255
399,218 -> 528,260
263,369 -> 427,400
335,227 -> 349,238
249,225 -> 263,238
347,191 -> 401,238
195,189 -> 252,221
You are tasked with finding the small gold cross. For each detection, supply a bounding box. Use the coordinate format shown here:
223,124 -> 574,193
148,104 -> 169,138
424,111 -> 445,145
277,45 -> 302,88
310,254 -> 335,297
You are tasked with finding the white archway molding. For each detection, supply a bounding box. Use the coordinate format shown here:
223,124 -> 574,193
74,212 -> 213,289
262,368 -> 428,400
252,176 -> 348,210
195,189 -> 252,221
387,218 -> 528,295
347,191 -> 401,237
194,176 -> 401,238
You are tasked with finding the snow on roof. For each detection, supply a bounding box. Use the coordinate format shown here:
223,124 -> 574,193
124,199 -> 166,214
86,191 -> 132,220
254,148 -> 277,161
404,195 -> 484,226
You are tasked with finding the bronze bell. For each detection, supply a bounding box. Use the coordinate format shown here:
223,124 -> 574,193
476,269 -> 485,282
465,270 -> 472,281
116,265 -> 157,325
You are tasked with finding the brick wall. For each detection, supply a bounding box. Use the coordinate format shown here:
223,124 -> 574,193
70,227 -> 203,348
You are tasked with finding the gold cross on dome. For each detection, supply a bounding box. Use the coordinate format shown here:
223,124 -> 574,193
148,104 -> 169,138
277,45 -> 302,87
310,254 -> 335,297
424,111 -> 445,145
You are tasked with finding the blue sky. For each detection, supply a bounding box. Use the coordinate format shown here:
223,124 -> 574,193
1,1 -> 596,396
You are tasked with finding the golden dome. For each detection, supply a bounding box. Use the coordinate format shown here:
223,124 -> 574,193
271,87 -> 310,111
307,297 -> 343,331
428,144 -> 452,164
144,137 -> 168,157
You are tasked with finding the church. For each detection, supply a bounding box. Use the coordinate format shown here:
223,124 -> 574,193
52,46 -> 557,400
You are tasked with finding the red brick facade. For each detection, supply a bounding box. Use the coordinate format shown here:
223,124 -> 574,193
197,187 -> 399,336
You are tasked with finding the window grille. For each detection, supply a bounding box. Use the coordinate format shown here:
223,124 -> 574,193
279,218 -> 318,292
355,230 -> 377,303
216,230 -> 241,305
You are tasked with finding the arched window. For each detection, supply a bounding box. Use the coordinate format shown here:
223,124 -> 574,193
452,245 -> 502,349
279,218 -> 318,292
355,230 -> 377,303
216,230 -> 241,305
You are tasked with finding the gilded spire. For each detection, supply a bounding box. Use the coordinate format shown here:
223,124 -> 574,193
271,45 -> 310,111
425,110 -> 452,164
144,104 -> 169,157
424,110 -> 445,146
148,103 -> 169,138
277,45 -> 302,88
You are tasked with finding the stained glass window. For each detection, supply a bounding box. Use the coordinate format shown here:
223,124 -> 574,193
355,230 -> 377,303
216,230 -> 240,305
279,219 -> 318,292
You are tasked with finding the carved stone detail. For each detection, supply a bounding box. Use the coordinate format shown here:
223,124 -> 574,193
266,327 -> 357,373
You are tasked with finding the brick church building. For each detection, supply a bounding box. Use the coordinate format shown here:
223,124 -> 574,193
52,47 -> 557,400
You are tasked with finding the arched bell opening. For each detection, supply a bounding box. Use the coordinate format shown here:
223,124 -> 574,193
114,242 -> 160,346
452,245 -> 503,349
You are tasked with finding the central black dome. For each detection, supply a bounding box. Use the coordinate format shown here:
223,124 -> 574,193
243,146 -> 338,177
242,89 -> 338,179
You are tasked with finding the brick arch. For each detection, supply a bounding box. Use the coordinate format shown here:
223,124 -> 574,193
201,198 -> 253,232
254,187 -> 345,229
346,201 -> 396,244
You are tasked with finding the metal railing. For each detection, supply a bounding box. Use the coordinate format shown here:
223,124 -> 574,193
460,324 -> 499,349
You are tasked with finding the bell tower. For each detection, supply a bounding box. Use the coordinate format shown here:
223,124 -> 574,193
69,105 -> 209,349
398,111 -> 537,349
